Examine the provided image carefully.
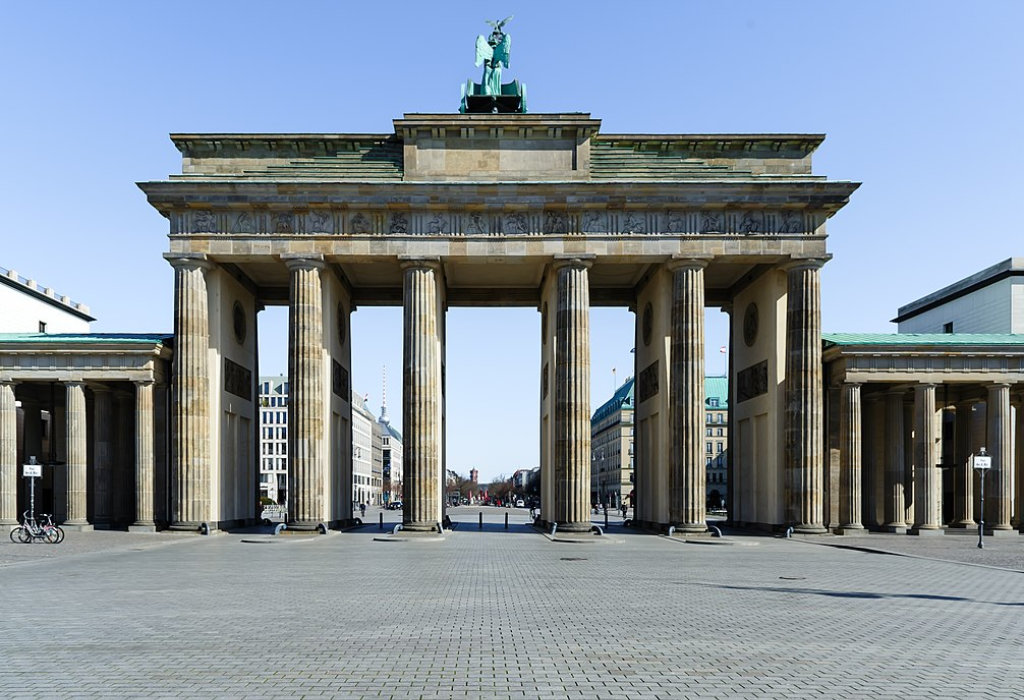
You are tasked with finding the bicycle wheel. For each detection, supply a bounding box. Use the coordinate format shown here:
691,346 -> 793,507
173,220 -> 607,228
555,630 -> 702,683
44,527 -> 60,544
10,526 -> 30,544
54,526 -> 65,544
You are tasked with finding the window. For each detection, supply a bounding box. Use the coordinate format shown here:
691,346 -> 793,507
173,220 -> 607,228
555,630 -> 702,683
716,442 -> 723,453
716,428 -> 723,437
717,414 -> 724,424
706,443 -> 713,454
705,457 -> 712,466
38,321 -> 47,333
709,398 -> 719,408
943,322 -> 953,333
706,428 -> 712,436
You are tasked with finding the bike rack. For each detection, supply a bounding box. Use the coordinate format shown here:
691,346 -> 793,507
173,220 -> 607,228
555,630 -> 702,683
392,524 -> 404,535
274,523 -> 287,535
590,525 -> 603,536
316,522 -> 328,535
667,525 -> 675,537
199,522 -> 210,536
550,523 -> 558,537
709,525 -> 723,538
436,520 -> 444,534
785,526 -> 794,539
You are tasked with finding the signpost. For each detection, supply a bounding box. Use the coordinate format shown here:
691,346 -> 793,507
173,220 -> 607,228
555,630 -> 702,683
971,448 -> 991,549
22,455 -> 41,522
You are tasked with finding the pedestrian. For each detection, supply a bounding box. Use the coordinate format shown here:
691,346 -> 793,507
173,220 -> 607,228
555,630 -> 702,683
359,503 -> 366,518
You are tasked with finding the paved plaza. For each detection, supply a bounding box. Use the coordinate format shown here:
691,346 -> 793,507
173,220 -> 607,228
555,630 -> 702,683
2,509 -> 1023,699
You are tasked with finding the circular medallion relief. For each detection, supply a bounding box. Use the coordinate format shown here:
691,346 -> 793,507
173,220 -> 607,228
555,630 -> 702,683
337,302 -> 347,346
642,303 -> 653,347
232,301 -> 246,345
743,302 -> 759,347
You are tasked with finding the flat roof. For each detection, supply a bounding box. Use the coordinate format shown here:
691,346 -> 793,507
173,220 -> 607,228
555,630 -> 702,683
0,333 -> 170,345
823,332 -> 1024,347
892,258 -> 1024,323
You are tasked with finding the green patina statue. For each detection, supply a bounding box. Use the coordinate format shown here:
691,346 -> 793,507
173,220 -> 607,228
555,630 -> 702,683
460,16 -> 527,114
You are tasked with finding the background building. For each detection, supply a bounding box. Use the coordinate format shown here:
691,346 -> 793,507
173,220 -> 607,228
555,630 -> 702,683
704,376 -> 729,509
352,391 -> 381,506
591,375 -> 731,511
0,265 -> 95,334
894,257 -> 1024,333
258,376 -> 289,505
591,378 -> 635,509
379,400 -> 403,506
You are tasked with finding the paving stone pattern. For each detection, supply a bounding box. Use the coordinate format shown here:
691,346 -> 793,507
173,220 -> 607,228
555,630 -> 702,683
1,512 -> 1022,699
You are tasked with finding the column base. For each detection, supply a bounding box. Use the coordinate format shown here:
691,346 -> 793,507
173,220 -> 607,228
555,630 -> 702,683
556,522 -> 594,534
288,520 -> 330,533
986,527 -> 1019,537
168,522 -> 218,534
792,524 -> 829,535
836,524 -> 865,535
947,520 -> 976,528
910,526 -> 944,536
128,523 -> 157,533
882,524 -> 908,534
62,523 -> 94,532
670,522 -> 708,534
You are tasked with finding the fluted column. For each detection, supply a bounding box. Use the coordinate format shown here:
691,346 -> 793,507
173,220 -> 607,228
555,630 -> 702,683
1015,396 -> 1023,533
166,254 -> 212,530
784,259 -> 826,533
838,383 -> 864,533
912,384 -> 941,533
883,390 -> 907,531
131,380 -> 155,530
986,383 -> 1012,530
65,381 -> 89,526
0,381 -> 18,527
91,387 -> 113,526
402,259 -> 444,531
668,258 -> 707,532
553,257 -> 591,532
951,400 -> 975,527
285,255 -> 326,530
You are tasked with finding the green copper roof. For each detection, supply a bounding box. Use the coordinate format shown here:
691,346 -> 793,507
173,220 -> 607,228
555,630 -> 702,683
592,375 -> 730,424
0,333 -> 171,345
823,333 -> 1024,347
705,376 -> 729,410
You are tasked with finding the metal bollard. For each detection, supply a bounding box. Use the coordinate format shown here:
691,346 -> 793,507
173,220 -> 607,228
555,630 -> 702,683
274,523 -> 287,535
379,512 -> 384,531
504,512 -> 508,529
785,526 -> 794,539
604,507 -> 608,529
479,512 -> 483,530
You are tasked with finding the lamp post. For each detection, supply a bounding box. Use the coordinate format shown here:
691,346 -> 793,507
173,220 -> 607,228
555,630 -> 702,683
972,447 -> 991,549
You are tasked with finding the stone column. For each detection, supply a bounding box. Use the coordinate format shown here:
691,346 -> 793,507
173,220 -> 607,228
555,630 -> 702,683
553,257 -> 592,533
986,383 -> 1013,531
1015,396 -> 1024,533
912,384 -> 942,534
668,258 -> 707,533
838,383 -> 864,534
950,400 -> 975,527
91,387 -> 113,526
0,381 -> 18,527
64,381 -> 90,528
784,259 -> 826,533
402,259 -> 444,531
130,380 -> 156,531
284,255 -> 326,530
882,390 -> 907,532
166,254 -> 212,530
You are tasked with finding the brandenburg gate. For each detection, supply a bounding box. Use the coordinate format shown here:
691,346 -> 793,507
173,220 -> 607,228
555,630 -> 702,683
139,112 -> 858,534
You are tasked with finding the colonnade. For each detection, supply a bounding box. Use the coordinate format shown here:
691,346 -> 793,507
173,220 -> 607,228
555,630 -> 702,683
834,382 -> 1023,534
0,378 -> 162,531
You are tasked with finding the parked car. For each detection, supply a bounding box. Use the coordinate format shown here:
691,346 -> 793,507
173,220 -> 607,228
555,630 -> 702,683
385,501 -> 403,510
260,505 -> 287,524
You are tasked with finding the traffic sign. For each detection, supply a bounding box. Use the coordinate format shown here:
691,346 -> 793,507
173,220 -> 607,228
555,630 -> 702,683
23,463 -> 42,477
972,455 -> 992,471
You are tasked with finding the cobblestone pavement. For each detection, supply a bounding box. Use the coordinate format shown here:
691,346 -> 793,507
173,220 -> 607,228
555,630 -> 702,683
1,515 -> 1022,699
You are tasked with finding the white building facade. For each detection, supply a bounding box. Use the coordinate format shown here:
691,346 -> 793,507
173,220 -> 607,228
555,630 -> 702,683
894,257 -> 1024,334
351,391 -> 382,506
258,377 -> 289,505
1,266 -> 94,333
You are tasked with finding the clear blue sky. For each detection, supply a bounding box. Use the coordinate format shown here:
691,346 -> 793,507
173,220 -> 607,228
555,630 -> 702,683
2,2 -> 1021,482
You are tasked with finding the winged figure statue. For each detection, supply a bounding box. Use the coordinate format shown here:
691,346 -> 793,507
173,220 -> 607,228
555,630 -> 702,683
476,16 -> 513,96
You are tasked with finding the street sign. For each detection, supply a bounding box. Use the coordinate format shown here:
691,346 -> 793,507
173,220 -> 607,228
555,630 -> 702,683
972,455 -> 992,471
23,463 -> 42,477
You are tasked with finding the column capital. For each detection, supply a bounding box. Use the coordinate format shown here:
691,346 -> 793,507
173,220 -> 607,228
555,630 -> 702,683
0,379 -> 19,388
667,255 -> 712,272
63,379 -> 86,389
281,253 -> 325,271
986,381 -> 1012,390
164,252 -> 213,271
781,255 -> 831,273
133,378 -> 155,388
842,381 -> 863,389
551,254 -> 595,271
398,256 -> 442,272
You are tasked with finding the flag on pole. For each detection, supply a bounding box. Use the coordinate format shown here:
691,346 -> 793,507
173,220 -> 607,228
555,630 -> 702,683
719,346 -> 727,353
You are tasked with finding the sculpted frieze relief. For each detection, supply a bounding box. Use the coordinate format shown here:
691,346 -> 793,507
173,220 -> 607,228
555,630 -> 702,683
171,208 -> 818,236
